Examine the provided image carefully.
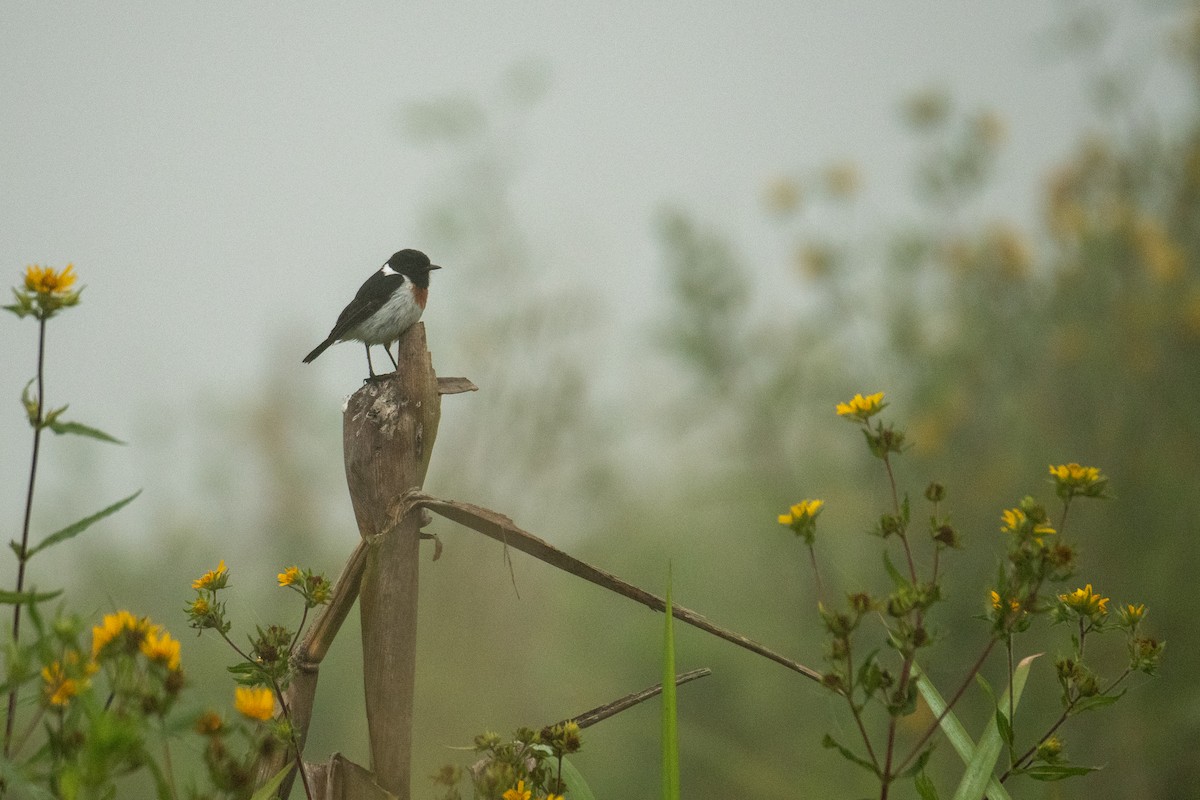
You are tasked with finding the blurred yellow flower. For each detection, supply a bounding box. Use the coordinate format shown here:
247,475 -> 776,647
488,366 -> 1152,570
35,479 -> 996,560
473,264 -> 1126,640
277,566 -> 301,587
23,263 -> 76,294
192,559 -> 228,591
234,686 -> 275,721
795,242 -> 836,279
195,710 -> 224,735
986,223 -> 1033,280
764,176 -> 802,215
502,781 -> 532,800
973,110 -> 1007,148
778,499 -> 824,526
1132,216 -> 1185,283
141,628 -> 182,671
92,610 -> 153,659
41,661 -> 80,707
825,162 -> 861,199
836,392 -> 886,420
989,590 -> 1021,614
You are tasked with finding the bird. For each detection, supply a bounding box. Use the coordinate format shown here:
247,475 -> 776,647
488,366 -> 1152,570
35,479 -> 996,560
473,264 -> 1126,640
302,249 -> 441,379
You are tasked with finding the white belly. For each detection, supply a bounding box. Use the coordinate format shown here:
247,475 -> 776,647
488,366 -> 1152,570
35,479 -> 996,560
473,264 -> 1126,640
343,288 -> 423,345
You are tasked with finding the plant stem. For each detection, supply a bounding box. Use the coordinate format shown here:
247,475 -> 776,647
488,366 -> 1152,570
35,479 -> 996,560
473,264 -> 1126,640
272,678 -> 315,800
161,730 -> 180,800
1006,634 -> 1015,764
289,604 -> 310,655
5,317 -> 47,758
842,637 -> 880,770
881,454 -> 916,582
806,542 -> 825,602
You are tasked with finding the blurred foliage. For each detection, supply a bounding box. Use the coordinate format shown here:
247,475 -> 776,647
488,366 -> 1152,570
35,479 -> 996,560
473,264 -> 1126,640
17,2 -> 1199,798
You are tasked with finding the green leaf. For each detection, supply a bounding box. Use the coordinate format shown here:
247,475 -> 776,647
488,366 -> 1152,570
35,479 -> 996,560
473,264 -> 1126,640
26,490 -> 141,559
249,764 -> 293,800
821,733 -> 880,776
882,550 -> 910,589
994,706 -> 1014,751
0,588 -> 63,605
661,564 -> 680,800
912,663 -> 1013,800
45,418 -> 125,444
1069,691 -> 1124,715
951,653 -> 1040,800
559,757 -> 598,800
1018,762 -> 1099,781
914,770 -> 941,800
20,379 -> 38,423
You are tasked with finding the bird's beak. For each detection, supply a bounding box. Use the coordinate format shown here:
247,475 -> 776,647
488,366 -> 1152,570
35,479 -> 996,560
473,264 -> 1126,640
430,265 -> 442,270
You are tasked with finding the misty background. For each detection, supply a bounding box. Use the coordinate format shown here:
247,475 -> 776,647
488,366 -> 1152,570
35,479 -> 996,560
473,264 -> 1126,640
2,2 -> 1197,798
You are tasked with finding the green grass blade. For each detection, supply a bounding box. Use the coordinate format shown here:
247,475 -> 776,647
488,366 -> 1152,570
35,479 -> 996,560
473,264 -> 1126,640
559,757 -> 598,800
913,662 -> 1013,800
662,564 -> 680,800
950,653 -> 1040,800
26,490 -> 141,558
248,764 -> 292,800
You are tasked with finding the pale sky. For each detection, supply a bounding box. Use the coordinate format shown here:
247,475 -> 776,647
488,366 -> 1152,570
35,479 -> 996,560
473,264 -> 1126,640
0,2 -> 1182,518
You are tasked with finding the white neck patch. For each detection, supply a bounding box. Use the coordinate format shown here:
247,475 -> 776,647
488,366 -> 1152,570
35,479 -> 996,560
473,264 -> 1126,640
380,263 -> 399,276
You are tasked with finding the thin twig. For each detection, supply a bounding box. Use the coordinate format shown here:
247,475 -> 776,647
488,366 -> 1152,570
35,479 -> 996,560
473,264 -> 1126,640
6,318 -> 47,757
412,493 -> 823,683
553,668 -> 712,729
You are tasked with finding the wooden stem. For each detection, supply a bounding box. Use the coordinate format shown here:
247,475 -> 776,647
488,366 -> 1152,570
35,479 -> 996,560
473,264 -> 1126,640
343,323 -> 441,798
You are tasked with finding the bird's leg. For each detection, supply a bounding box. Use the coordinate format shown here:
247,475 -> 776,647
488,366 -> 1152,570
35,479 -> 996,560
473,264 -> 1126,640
365,344 -> 377,380
385,342 -> 399,370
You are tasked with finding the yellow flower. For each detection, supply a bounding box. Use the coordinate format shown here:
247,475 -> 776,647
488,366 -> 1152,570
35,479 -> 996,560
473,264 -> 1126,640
1048,463 -> 1099,482
277,566 -> 301,587
192,559 -> 228,591
1049,463 -> 1108,499
41,661 -> 80,707
1059,584 -> 1110,619
92,610 -> 153,659
1121,603 -> 1147,627
141,628 -> 182,671
836,392 -> 886,420
23,263 -> 76,294
999,507 -> 1056,539
502,781 -> 532,800
989,590 -> 1020,614
778,499 -> 824,544
234,686 -> 276,721
779,499 -> 824,525
189,595 -> 210,616
999,508 -> 1025,533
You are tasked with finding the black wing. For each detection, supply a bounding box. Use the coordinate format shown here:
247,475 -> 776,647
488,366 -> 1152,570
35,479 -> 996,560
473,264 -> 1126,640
324,270 -> 406,340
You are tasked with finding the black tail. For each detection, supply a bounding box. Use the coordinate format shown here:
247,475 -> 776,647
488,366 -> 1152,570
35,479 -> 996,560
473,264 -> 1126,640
302,338 -> 334,364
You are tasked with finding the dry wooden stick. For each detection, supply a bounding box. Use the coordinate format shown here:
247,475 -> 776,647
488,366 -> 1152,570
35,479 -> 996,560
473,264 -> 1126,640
407,493 -> 822,683
555,668 -> 713,730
